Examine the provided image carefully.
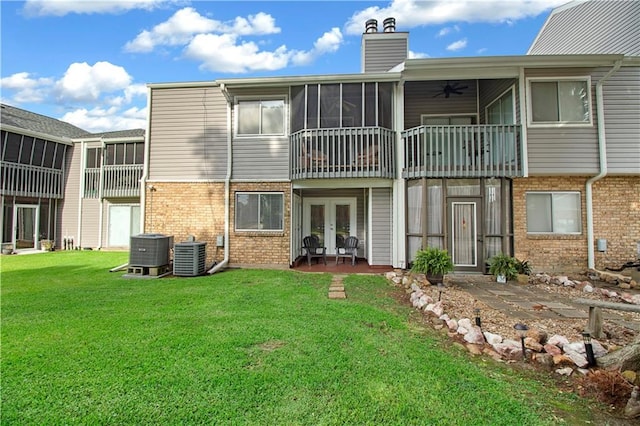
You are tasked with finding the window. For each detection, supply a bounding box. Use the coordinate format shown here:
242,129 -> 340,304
235,192 -> 284,231
237,99 -> 285,136
526,192 -> 581,234
528,78 -> 591,126
86,148 -> 102,168
105,142 -> 143,165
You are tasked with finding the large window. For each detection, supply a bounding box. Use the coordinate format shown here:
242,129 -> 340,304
526,192 -> 581,234
235,192 -> 284,231
1,130 -> 65,169
528,78 -> 591,126
105,142 -> 143,165
237,99 -> 285,136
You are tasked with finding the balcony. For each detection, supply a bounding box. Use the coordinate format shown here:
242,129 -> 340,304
290,127 -> 396,180
84,164 -> 143,198
0,161 -> 64,198
402,124 -> 523,178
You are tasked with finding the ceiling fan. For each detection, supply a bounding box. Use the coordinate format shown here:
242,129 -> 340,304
434,81 -> 468,98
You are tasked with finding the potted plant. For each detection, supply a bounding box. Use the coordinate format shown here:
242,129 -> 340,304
2,243 -> 13,255
40,239 -> 55,251
411,247 -> 454,285
488,253 -> 519,283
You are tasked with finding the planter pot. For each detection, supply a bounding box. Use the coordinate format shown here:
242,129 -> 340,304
427,273 -> 444,285
496,274 -> 507,283
2,248 -> 12,255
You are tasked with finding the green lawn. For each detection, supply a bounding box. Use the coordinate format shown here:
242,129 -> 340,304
2,251 -> 589,425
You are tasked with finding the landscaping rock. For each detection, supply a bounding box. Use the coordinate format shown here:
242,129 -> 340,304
548,334 -> 569,349
483,331 -> 503,346
526,328 -> 548,344
524,337 -> 543,352
543,343 -> 562,356
555,367 -> 574,376
466,343 -> 484,355
563,347 -> 589,368
463,326 -> 485,345
493,339 -> 523,360
533,352 -> 555,367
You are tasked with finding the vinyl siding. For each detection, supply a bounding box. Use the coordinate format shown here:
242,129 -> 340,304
370,187 -> 392,265
529,0 -> 640,55
404,81 -> 478,128
229,87 -> 290,180
525,68 -> 600,175
102,198 -> 140,248
603,66 -> 640,174
362,34 -> 408,73
58,143 -> 80,245
80,198 -> 100,248
149,86 -> 227,181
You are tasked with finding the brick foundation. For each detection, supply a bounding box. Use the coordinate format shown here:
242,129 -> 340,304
145,181 -> 292,268
513,176 -> 640,274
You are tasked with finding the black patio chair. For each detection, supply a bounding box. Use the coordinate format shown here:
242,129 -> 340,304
302,235 -> 326,266
335,236 -> 358,266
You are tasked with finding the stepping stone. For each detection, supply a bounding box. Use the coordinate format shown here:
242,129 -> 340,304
329,291 -> 346,299
487,290 -> 517,296
550,308 -> 589,318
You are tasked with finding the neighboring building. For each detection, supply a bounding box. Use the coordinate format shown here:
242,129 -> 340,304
3,0 -> 638,274
0,104 -> 145,252
145,1 -> 639,273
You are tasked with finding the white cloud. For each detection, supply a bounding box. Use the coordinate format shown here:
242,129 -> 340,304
0,72 -> 53,103
23,0 -> 174,17
54,62 -> 132,102
124,7 -> 280,53
60,106 -> 147,133
437,25 -> 460,37
408,50 -> 429,59
447,38 -> 468,51
344,0 -> 567,35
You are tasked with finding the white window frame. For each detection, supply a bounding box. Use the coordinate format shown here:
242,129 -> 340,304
234,96 -> 287,137
485,86 -> 516,125
526,191 -> 582,235
235,192 -> 285,232
526,76 -> 593,127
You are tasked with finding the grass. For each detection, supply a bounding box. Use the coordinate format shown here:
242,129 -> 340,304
2,251 -> 592,425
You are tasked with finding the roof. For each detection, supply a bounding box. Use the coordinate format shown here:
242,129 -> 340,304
89,129 -> 146,139
0,103 -> 90,139
528,0 -> 640,56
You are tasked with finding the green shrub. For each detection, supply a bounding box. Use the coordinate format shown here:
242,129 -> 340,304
488,253 -> 519,281
411,247 -> 454,276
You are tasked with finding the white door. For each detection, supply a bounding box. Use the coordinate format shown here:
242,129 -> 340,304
448,198 -> 483,272
303,198 -> 356,255
108,205 -> 140,247
13,204 -> 39,250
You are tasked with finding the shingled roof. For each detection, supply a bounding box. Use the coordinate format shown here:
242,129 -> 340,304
0,103 -> 91,139
1,103 -> 145,141
528,0 -> 640,56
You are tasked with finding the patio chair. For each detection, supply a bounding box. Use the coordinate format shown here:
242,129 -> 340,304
302,235 -> 327,266
335,236 -> 358,266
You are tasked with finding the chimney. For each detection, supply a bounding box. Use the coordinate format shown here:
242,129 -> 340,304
365,19 -> 378,33
383,17 -> 396,33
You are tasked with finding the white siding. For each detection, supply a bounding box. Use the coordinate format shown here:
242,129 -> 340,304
59,143 -> 80,245
370,187 -> 392,265
149,86 -> 228,181
80,198 -> 100,248
362,33 -> 408,73
404,81 -> 478,128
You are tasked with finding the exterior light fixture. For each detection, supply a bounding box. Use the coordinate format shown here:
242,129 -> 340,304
474,308 -> 482,328
514,323 -> 529,361
582,330 -> 596,367
437,282 -> 445,302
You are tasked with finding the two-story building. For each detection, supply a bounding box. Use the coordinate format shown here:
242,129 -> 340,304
143,1 -> 639,274
0,105 -> 145,252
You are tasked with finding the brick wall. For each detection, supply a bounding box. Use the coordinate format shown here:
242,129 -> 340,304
513,176 -> 640,273
145,181 -> 291,268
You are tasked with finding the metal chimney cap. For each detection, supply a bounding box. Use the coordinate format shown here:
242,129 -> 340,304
365,19 -> 378,33
383,17 -> 396,32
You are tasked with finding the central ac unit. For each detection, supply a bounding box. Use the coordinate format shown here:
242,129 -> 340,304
129,234 -> 172,267
173,242 -> 206,276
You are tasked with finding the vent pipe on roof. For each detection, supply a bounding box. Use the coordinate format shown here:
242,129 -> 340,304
383,17 -> 396,32
365,19 -> 378,33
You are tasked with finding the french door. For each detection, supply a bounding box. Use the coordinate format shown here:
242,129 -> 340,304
448,198 -> 483,272
303,198 -> 356,255
13,204 -> 39,250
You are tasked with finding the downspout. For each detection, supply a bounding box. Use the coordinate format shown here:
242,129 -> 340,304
77,140 -> 85,248
140,87 -> 152,233
518,67 -> 529,177
208,83 -> 232,274
97,137 -> 105,249
586,59 -> 622,270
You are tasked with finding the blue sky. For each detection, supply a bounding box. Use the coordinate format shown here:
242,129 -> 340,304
1,0 -> 569,133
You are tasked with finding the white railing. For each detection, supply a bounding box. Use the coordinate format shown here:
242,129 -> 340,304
290,127 -> 395,179
402,124 -> 522,178
83,164 -> 142,198
0,161 -> 64,198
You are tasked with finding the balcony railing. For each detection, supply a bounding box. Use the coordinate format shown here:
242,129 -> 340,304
0,161 -> 64,199
402,124 -> 522,178
290,127 -> 395,179
83,164 -> 143,198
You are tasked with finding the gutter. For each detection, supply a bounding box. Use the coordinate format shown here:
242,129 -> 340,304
97,137 -> 105,249
586,59 -> 622,269
208,84 -> 232,274
140,86 -> 152,233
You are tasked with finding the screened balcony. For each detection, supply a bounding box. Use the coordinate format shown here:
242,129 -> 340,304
1,161 -> 64,198
402,124 -> 523,178
83,164 -> 143,198
290,127 -> 395,179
